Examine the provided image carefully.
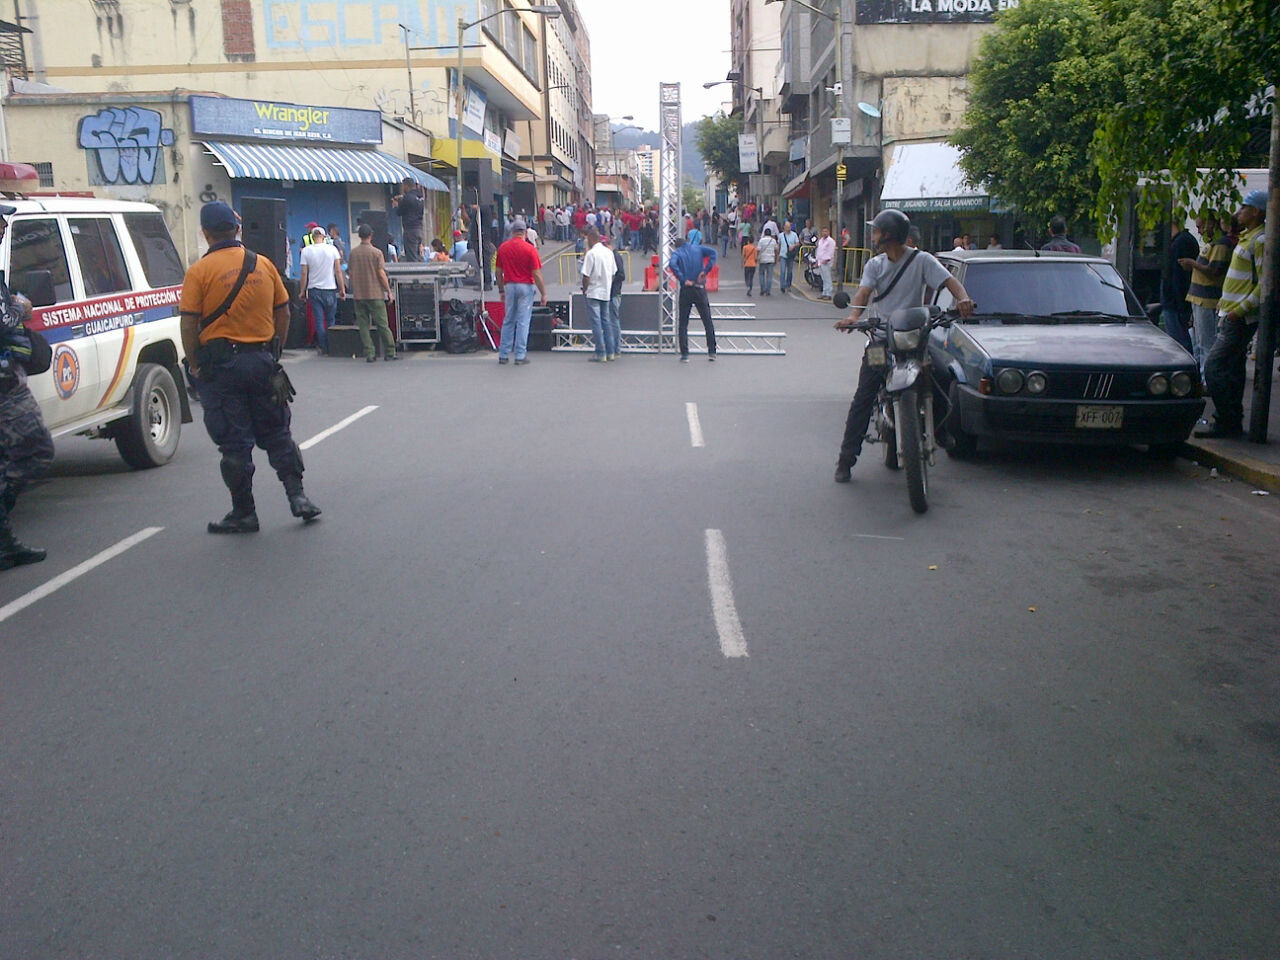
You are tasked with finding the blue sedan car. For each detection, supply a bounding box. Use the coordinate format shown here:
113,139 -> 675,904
926,250 -> 1205,458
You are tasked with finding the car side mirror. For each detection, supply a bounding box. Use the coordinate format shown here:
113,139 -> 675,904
1143,302 -> 1161,321
832,291 -> 851,310
20,270 -> 56,308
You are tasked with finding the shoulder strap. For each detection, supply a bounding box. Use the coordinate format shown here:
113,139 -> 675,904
200,250 -> 258,332
872,248 -> 920,303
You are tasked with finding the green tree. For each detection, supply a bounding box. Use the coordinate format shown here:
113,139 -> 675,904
1091,0 -> 1277,232
951,0 -> 1120,235
682,182 -> 703,213
695,112 -> 745,184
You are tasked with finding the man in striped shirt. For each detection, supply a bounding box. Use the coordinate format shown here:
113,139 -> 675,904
1196,189 -> 1268,439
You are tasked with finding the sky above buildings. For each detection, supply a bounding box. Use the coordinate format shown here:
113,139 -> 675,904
575,0 -> 733,133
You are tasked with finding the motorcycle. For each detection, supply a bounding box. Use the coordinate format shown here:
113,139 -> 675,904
848,305 -> 954,514
803,250 -> 823,291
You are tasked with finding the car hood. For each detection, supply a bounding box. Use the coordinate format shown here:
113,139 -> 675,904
955,321 -> 1194,367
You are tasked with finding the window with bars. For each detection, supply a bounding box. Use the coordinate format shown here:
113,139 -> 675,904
32,162 -> 54,188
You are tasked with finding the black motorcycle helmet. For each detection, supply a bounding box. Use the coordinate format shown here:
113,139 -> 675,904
866,208 -> 911,248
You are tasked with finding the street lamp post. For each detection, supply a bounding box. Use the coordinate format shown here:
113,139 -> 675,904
454,4 -> 562,223
608,118 -> 642,206
703,79 -> 764,210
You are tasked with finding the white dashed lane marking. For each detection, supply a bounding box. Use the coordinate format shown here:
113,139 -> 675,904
686,402 -> 705,448
299,405 -> 379,451
705,528 -> 748,658
0,526 -> 164,625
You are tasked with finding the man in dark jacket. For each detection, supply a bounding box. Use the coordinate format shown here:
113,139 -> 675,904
1160,219 -> 1199,353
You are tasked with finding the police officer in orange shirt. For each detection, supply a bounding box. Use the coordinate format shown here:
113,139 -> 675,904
179,201 -> 321,533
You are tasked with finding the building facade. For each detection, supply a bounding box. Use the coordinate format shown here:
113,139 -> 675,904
772,0 -> 1017,252
2,0 -> 577,262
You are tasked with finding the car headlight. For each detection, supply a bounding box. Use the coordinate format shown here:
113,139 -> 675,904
892,328 -> 922,351
1170,371 -> 1193,397
996,368 -> 1024,394
1025,371 -> 1048,395
1148,373 -> 1169,396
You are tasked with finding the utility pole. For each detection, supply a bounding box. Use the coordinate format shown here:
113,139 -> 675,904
1248,90 -> 1279,443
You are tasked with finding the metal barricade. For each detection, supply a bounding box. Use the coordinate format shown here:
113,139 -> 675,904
556,249 -> 634,285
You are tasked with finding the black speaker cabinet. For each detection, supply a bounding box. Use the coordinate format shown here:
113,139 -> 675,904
357,209 -> 391,255
240,197 -> 288,274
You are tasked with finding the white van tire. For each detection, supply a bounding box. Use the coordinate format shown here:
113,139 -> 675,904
115,362 -> 182,469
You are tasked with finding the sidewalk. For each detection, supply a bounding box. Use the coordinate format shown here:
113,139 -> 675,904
1184,353 -> 1280,491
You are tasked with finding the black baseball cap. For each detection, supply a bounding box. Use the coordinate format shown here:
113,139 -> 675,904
0,203 -> 16,217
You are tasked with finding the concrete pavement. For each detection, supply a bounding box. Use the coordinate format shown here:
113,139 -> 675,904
2,289 -> 1279,957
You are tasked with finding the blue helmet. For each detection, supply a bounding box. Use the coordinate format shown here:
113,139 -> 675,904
1242,188 -> 1268,212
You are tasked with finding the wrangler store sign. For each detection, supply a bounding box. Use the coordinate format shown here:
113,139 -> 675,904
856,0 -> 1019,23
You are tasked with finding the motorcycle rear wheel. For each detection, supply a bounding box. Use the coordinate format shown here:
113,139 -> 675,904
900,388 -> 929,513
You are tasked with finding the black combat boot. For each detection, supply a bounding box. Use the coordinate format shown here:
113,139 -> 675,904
209,459 -> 259,533
207,492 -> 259,534
283,475 -> 322,522
0,516 -> 46,569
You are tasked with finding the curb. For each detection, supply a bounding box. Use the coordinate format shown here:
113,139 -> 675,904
1179,440 -> 1280,493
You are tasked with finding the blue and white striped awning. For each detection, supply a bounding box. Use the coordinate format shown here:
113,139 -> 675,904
202,141 -> 448,191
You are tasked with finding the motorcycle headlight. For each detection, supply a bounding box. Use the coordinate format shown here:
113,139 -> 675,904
1025,371 -> 1048,395
1148,373 -> 1169,396
996,368 -> 1024,394
892,328 -> 922,351
1170,371 -> 1193,397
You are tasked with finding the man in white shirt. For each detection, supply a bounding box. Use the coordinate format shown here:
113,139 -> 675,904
298,226 -> 346,354
580,227 -> 619,361
815,227 -> 837,299
778,219 -> 801,293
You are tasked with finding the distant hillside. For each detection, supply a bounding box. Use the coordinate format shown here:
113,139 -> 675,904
612,123 -> 707,185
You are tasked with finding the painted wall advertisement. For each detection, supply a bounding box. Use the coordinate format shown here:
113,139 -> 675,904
190,95 -> 382,144
856,0 -> 1019,23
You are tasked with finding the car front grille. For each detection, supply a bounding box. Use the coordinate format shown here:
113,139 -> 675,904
1039,370 -> 1154,401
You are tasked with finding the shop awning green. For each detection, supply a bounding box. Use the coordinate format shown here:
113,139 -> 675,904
202,141 -> 447,191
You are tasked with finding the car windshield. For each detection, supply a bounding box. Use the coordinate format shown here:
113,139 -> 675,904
958,261 -> 1142,320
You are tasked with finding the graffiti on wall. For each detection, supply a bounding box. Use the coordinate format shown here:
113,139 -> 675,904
263,0 -> 464,50
77,107 -> 176,186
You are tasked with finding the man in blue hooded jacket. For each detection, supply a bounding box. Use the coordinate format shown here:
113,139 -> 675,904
668,238 -> 718,362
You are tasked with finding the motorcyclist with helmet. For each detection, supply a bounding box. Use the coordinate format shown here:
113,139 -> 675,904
832,209 -> 976,482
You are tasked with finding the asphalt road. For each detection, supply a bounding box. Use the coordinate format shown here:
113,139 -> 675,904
2,281 -> 1278,959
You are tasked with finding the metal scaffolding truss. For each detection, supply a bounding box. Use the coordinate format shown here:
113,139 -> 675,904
658,82 -> 682,353
709,303 -> 759,321
552,328 -> 786,355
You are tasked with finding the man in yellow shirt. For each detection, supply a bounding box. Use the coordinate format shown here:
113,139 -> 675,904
1197,190 -> 1268,439
180,202 -> 321,533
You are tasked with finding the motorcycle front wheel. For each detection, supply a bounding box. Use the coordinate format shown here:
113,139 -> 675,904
899,388 -> 929,513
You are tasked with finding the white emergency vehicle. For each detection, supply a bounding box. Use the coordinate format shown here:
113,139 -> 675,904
9,197 -> 192,467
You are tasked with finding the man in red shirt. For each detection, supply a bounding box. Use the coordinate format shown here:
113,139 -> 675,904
494,219 -> 548,364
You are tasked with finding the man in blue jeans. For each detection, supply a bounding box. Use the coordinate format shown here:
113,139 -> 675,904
298,226 -> 345,354
494,219 -> 547,365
